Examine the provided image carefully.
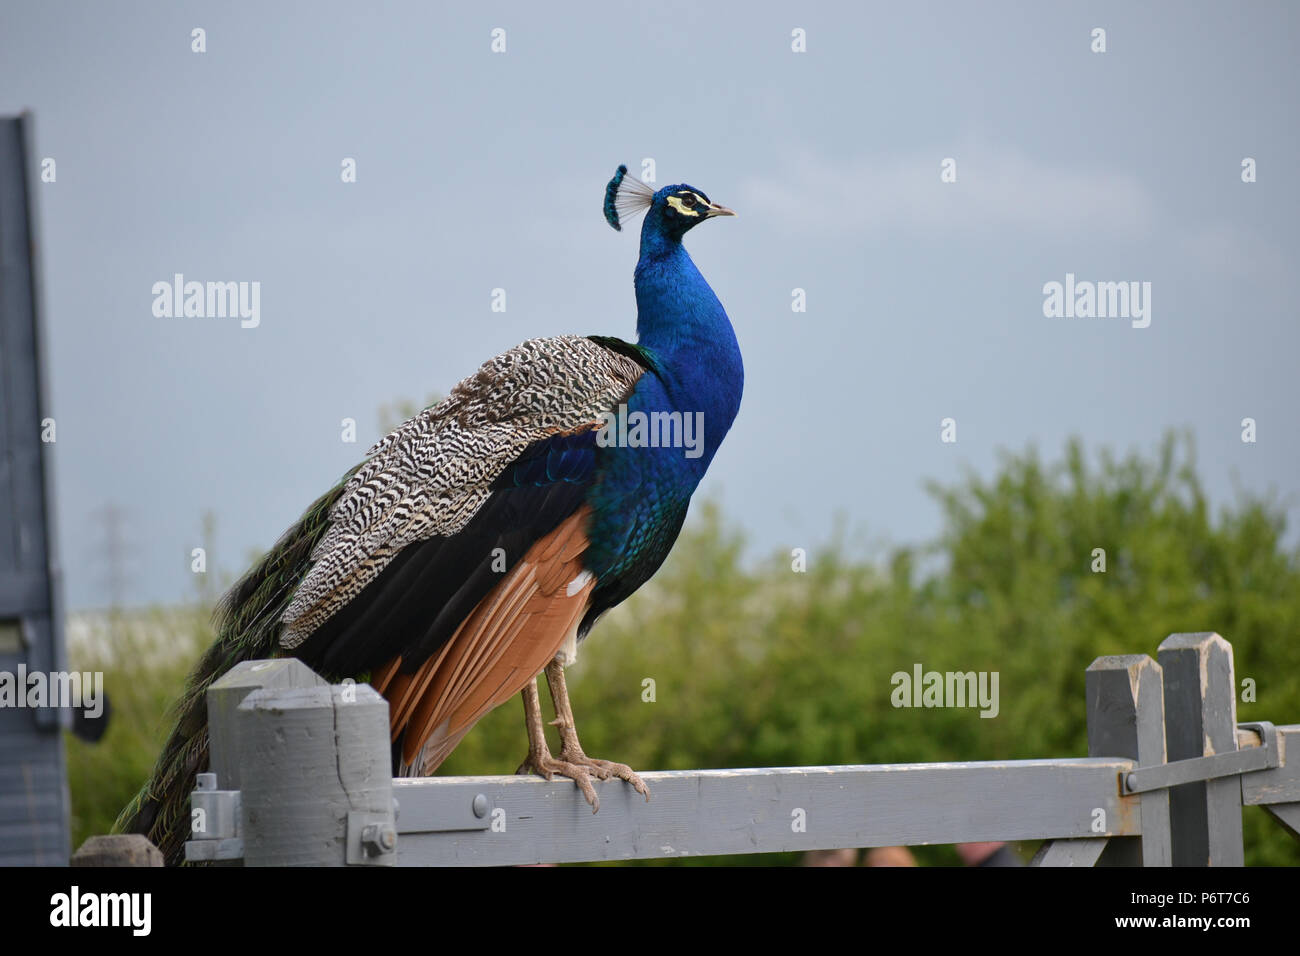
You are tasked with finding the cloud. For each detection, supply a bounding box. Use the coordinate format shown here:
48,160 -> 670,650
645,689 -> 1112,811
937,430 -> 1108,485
1175,223 -> 1287,280
738,144 -> 1157,241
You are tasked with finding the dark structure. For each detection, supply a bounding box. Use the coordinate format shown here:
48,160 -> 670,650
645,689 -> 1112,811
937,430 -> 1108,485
0,112 -> 70,865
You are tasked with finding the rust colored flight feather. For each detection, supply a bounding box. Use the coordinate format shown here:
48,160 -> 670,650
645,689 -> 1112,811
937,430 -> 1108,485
373,505 -> 596,771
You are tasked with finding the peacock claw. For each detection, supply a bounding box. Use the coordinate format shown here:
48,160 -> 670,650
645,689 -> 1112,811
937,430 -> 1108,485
517,665 -> 651,812
517,746 -> 651,813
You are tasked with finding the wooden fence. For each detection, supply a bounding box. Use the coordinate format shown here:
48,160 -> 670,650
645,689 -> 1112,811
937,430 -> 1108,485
133,632 -> 1299,866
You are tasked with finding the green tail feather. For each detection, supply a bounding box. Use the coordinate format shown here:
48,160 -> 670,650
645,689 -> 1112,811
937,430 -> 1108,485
113,471 -> 356,865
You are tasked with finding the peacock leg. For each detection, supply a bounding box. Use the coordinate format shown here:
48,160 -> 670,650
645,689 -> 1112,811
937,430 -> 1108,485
516,674 -> 600,810
543,658 -> 650,807
514,662 -> 650,812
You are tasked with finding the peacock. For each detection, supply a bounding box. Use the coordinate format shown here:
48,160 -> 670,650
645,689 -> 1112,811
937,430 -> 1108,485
116,165 -> 743,865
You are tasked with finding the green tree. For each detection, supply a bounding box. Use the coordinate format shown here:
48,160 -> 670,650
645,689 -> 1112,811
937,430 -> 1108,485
70,430 -> 1300,865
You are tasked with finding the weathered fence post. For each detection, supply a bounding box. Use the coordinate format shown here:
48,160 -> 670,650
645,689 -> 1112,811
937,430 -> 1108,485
206,658 -> 326,793
190,659 -> 396,866
237,680 -> 395,866
71,834 -> 164,867
1157,632 -> 1243,866
1084,654 -> 1171,866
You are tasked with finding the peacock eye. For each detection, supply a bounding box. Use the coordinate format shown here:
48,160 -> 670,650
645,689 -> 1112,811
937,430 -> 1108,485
680,194 -> 696,208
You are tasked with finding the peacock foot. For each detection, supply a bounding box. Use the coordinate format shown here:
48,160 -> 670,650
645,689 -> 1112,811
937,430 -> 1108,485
516,739 -> 651,813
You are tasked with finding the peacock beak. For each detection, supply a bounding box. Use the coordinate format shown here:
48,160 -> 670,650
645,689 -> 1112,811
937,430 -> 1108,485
705,202 -> 737,218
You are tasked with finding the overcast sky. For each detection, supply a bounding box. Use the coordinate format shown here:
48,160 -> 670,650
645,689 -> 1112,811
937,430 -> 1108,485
2,1 -> 1297,610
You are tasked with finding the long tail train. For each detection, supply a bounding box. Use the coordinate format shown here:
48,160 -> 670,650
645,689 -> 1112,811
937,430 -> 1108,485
112,474 -> 354,865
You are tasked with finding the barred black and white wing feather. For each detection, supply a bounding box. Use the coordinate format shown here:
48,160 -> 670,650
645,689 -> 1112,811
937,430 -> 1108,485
118,334 -> 646,863
284,334 -> 643,662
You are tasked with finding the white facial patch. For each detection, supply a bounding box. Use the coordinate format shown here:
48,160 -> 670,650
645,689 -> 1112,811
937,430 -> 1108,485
666,195 -> 701,217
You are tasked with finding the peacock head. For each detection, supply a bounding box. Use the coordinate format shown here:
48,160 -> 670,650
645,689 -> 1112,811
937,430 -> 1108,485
604,164 -> 735,241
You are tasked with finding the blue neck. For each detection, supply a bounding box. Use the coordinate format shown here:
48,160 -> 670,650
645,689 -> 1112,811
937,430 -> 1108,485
631,215 -> 744,469
635,218 -> 725,351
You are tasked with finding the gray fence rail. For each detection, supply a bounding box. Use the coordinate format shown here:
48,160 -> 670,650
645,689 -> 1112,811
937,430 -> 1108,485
163,631 -> 1297,866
